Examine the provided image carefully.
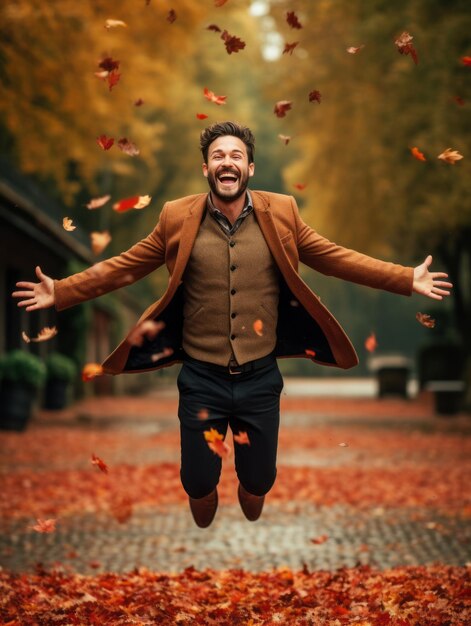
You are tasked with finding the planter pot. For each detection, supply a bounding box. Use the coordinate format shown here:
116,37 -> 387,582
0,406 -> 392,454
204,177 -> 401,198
0,382 -> 37,431
43,379 -> 69,410
426,381 -> 465,416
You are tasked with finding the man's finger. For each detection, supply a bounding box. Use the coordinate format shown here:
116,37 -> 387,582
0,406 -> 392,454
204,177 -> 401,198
15,281 -> 36,289
35,265 -> 45,280
17,298 -> 37,307
12,291 -> 34,298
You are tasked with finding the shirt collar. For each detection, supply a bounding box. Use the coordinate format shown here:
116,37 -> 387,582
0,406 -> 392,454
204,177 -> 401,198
207,190 -> 253,216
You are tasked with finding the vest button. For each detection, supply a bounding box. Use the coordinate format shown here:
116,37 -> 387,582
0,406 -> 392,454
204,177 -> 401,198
229,241 -> 235,247
230,334 -> 236,340
230,264 -> 236,271
231,289 -> 236,295
231,312 -> 237,319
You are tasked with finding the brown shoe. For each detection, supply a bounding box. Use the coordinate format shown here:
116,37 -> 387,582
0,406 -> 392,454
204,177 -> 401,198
189,489 -> 218,528
238,484 -> 265,521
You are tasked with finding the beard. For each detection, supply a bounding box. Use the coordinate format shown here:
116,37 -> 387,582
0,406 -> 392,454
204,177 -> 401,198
206,167 -> 250,202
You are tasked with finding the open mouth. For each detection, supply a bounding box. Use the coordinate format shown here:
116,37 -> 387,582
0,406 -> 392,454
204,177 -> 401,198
217,171 -> 239,186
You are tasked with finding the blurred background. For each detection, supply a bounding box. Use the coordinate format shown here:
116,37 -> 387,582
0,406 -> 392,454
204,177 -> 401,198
0,0 -> 469,405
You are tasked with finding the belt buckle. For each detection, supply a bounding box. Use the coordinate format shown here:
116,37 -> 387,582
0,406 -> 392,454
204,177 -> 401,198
229,365 -> 243,375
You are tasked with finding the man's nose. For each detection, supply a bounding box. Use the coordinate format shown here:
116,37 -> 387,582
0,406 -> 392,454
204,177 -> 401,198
222,155 -> 232,166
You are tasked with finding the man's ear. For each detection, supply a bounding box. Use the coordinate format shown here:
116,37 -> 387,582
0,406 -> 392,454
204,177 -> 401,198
249,162 -> 255,177
202,162 -> 208,178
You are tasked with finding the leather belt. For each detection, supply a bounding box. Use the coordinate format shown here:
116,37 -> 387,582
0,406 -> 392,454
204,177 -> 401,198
183,352 -> 276,375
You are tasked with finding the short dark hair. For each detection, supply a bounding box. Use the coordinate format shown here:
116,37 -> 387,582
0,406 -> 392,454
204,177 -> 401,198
200,121 -> 255,164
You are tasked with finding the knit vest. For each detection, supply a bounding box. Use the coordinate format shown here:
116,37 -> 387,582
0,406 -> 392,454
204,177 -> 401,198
182,210 -> 280,366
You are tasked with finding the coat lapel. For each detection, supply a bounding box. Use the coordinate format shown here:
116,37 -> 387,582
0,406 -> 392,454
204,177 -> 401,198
171,194 -> 207,283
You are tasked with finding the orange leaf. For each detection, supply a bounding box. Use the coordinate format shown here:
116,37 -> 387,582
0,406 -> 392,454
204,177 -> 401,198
294,183 -> 307,190
134,98 -> 144,106
364,332 -> 378,353
127,320 -> 165,347
416,312 -> 436,329
90,231 -> 111,255
150,347 -> 174,362
117,137 -> 140,156
91,453 -> 109,474
104,19 -> 127,29
86,195 -> 111,209
437,148 -> 463,164
31,518 -> 56,533
82,363 -> 104,382
107,70 -> 121,91
274,100 -> 292,118
395,31 -> 418,64
22,326 -> 58,343
208,439 -> 231,458
311,534 -> 329,545
305,349 -> 316,358
109,494 -> 133,523
62,217 -> 76,231
411,146 -> 426,161
253,319 -> 264,336
203,87 -> 227,105
347,45 -> 365,54
166,9 -> 176,23
234,431 -> 250,445
214,0 -> 229,6
197,408 -> 209,420
204,427 -> 224,443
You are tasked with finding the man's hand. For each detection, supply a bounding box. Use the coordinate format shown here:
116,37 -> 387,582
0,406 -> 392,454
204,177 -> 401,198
12,266 -> 55,311
413,255 -> 452,300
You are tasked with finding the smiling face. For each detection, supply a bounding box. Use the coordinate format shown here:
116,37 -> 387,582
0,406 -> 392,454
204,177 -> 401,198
203,135 -> 255,202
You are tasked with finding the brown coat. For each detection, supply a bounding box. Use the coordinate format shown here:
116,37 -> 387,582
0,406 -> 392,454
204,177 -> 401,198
54,191 -> 413,374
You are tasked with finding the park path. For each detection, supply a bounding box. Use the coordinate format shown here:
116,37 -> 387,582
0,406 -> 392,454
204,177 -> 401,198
1,378 -> 470,575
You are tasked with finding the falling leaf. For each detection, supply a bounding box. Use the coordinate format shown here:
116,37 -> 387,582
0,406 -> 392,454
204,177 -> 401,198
134,98 -> 144,106
338,442 -> 349,447
204,428 -> 231,458
204,428 -> 224,443
416,312 -> 436,329
81,363 -> 104,381
347,45 -> 365,54
411,146 -> 426,161
203,87 -> 227,105
109,494 -> 133,523
86,195 -> 111,209
221,30 -> 246,54
62,217 -> 76,232
98,57 -> 120,72
167,9 -> 176,23
107,70 -> 121,91
305,349 -> 316,358
308,90 -> 321,103
286,11 -> 302,29
294,183 -> 307,190
31,518 -> 56,533
394,32 -> 418,65
214,0 -> 229,6
97,135 -> 114,151
274,100 -> 292,118
461,56 -> 471,66
91,453 -> 109,474
196,113 -> 209,120
90,231 -> 111,255
197,408 -> 209,420
207,24 -> 221,33
311,534 -> 329,545
365,332 -> 377,353
117,137 -> 140,156
278,134 -> 291,145
22,327 -> 58,343
127,320 -> 165,347
437,148 -> 463,164
283,42 -> 298,55
113,195 -> 151,212
150,347 -> 174,362
234,431 -> 250,445
453,96 -> 465,106
105,19 -> 127,29
253,319 -> 264,336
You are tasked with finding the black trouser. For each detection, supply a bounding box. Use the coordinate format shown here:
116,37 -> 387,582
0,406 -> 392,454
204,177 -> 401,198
177,355 -> 283,499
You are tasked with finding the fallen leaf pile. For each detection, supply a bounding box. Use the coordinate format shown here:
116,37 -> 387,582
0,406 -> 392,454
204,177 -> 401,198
0,565 -> 469,624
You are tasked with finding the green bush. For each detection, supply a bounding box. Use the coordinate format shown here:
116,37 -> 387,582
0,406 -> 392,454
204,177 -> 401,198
0,350 -> 46,390
44,352 -> 78,382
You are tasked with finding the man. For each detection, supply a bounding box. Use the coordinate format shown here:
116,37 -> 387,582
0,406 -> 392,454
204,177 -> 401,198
13,121 -> 452,528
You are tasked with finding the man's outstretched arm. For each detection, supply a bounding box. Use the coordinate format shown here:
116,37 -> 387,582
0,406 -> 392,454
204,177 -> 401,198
12,265 -> 55,311
412,254 -> 452,300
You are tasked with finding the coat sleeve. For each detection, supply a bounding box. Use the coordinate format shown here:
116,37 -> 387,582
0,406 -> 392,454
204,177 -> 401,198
290,196 -> 414,296
54,204 -> 168,311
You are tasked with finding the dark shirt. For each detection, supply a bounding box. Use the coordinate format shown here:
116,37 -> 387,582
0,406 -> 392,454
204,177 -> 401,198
207,190 -> 253,236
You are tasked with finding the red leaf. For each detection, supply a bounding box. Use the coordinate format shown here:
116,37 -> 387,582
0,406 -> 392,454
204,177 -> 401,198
203,87 -> 227,105
308,90 -> 322,103
461,56 -> 471,66
294,183 -> 307,190
274,100 -> 292,118
286,11 -> 302,29
221,30 -> 246,54
311,534 -> 329,544
98,57 -> 120,72
305,349 -> 316,358
410,146 -> 426,161
134,98 -> 144,106
97,135 -> 114,150
395,32 -> 418,65
365,332 -> 378,353
91,453 -> 109,474
207,24 -> 221,33
214,0 -> 229,6
197,408 -> 209,420
117,137 -> 140,156
416,312 -> 436,328
283,42 -> 299,56
453,96 -> 465,106
31,518 -> 57,533
167,9 -> 176,23
113,195 -> 141,212
196,113 -> 209,120
107,70 -> 121,91
234,431 -> 250,446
